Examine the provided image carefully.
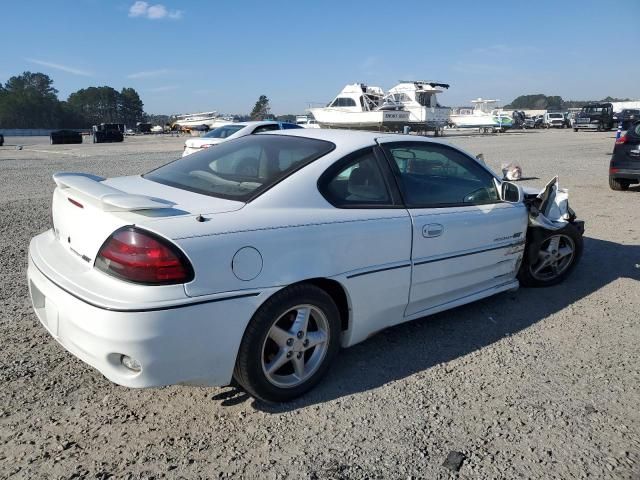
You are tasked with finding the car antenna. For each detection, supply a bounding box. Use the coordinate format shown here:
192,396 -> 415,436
195,214 -> 205,222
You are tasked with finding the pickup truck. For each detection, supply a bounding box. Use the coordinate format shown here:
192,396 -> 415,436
573,103 -> 615,132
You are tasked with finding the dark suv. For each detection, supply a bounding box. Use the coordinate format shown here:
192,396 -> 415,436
609,121 -> 640,190
574,103 -> 615,131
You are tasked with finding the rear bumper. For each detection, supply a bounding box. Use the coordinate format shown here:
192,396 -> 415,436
27,241 -> 274,388
610,168 -> 640,181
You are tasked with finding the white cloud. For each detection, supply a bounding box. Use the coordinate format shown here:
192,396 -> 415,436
471,44 -> 540,56
128,1 -> 182,20
25,58 -> 92,76
127,69 -> 171,79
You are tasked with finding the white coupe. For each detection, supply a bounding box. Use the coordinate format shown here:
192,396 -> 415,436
182,121 -> 303,157
28,130 -> 584,402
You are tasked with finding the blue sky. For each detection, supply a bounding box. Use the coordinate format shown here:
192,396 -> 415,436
2,0 -> 638,115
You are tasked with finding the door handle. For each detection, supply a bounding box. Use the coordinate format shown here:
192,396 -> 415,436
422,223 -> 444,238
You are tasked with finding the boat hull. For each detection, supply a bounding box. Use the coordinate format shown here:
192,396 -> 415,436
309,108 -> 409,130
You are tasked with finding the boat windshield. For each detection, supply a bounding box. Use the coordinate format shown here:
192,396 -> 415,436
203,125 -> 244,139
416,92 -> 436,107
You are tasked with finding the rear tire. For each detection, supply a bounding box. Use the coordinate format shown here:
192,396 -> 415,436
518,224 -> 583,288
573,128 -> 578,132
233,284 -> 341,402
609,176 -> 630,191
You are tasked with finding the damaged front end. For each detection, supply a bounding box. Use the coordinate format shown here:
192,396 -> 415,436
522,176 -> 585,234
518,177 -> 585,287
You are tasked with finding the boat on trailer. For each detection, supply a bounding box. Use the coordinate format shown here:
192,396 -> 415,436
308,84 -> 409,130
450,98 -> 513,132
173,111 -> 234,130
383,81 -> 451,135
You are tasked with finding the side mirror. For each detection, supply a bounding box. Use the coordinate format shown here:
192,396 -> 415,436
501,181 -> 522,203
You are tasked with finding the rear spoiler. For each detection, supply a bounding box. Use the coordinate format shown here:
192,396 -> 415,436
53,172 -> 175,212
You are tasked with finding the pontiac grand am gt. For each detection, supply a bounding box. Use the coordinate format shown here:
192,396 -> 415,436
27,129 -> 584,402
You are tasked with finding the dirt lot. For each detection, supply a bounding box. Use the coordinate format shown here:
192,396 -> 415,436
1,130 -> 638,479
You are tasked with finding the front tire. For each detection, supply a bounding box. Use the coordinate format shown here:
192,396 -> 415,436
233,284 -> 341,402
518,224 -> 583,287
609,176 -> 630,191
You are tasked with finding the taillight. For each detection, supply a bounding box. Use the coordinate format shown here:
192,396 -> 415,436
616,135 -> 627,145
200,144 -> 212,149
95,227 -> 193,285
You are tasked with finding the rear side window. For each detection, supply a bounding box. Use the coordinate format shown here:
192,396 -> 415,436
144,135 -> 335,201
383,143 -> 499,208
281,123 -> 303,130
320,149 -> 392,207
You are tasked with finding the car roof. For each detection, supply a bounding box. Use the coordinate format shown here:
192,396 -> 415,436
233,120 -> 282,127
263,127 -> 447,146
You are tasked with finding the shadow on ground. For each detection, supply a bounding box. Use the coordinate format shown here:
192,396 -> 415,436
210,236 -> 640,411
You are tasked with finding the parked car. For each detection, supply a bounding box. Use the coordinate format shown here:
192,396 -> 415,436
543,112 -> 566,128
613,109 -> 640,130
534,115 -> 544,129
182,121 -> 303,156
92,124 -> 124,143
0,133 -> 4,146
609,120 -> 640,191
50,129 -> 83,145
573,103 -> 615,131
523,115 -> 536,129
27,130 -> 584,402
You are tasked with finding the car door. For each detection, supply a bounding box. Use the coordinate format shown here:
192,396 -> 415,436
378,140 -> 528,318
317,147 -> 412,345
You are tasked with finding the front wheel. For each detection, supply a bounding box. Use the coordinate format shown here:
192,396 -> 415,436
518,225 -> 583,287
233,284 -> 341,402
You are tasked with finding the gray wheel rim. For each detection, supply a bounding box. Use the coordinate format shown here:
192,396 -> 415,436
529,234 -> 575,281
261,304 -> 330,389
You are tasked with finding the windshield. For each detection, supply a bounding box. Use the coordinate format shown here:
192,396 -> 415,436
583,106 -> 603,113
203,125 -> 244,139
549,113 -> 563,118
144,135 -> 335,201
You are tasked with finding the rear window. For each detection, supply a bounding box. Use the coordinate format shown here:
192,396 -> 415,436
203,125 -> 244,139
144,135 -> 335,201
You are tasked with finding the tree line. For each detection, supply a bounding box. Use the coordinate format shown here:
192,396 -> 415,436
0,72 -> 144,129
505,94 -> 633,110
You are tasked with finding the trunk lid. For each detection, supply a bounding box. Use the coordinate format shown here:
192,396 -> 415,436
51,173 -> 244,264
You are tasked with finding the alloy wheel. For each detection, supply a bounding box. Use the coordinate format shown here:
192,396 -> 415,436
261,304 -> 330,388
529,234 -> 575,281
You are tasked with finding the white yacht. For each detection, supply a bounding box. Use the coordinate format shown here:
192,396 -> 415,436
383,81 -> 451,134
173,111 -> 233,130
450,98 -> 512,130
309,84 -> 409,130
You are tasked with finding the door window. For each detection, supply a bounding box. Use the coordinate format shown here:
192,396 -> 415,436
320,150 -> 392,207
383,143 -> 499,207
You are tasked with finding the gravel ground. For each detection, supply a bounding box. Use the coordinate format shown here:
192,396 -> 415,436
0,130 -> 638,479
